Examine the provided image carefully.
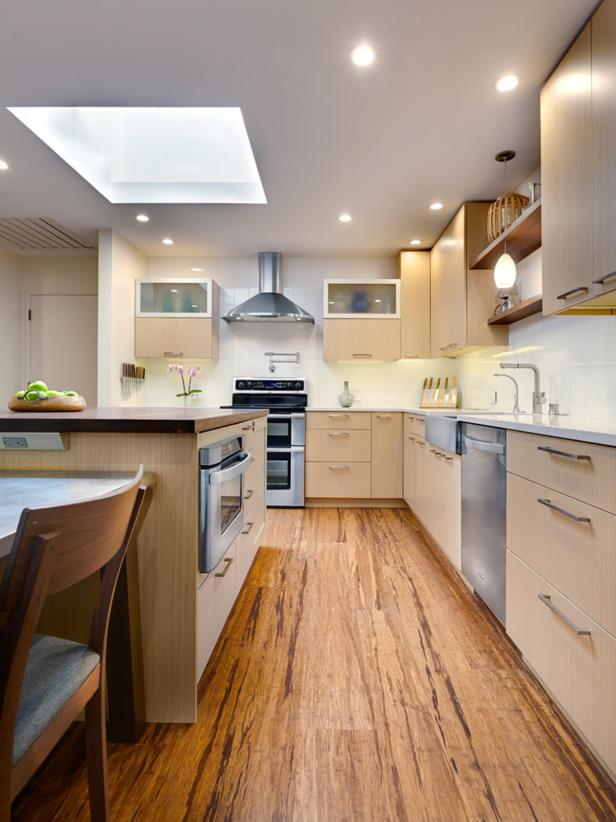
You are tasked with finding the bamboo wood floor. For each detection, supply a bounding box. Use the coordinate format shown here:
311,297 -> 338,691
13,508 -> 616,821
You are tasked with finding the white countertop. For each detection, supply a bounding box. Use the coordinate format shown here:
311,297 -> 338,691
308,406 -> 616,447
0,472 -> 135,559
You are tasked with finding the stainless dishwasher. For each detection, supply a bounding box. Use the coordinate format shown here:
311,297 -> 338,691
460,423 -> 507,625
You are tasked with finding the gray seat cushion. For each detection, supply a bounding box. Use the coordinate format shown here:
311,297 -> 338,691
13,634 -> 100,764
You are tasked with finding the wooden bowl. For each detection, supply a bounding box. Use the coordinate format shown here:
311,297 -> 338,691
8,395 -> 87,412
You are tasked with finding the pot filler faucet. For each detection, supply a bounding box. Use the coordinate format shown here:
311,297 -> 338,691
499,362 -> 546,414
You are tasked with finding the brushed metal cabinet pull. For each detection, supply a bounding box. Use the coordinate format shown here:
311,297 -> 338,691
163,351 -> 184,357
328,413 -> 350,418
537,497 -> 591,523
328,431 -> 350,438
538,594 -> 591,636
352,353 -> 372,358
537,445 -> 591,461
244,489 -> 254,500
241,522 -> 255,535
592,269 -> 616,286
557,286 -> 588,300
214,557 -> 234,578
376,414 -> 391,419
328,464 -> 350,470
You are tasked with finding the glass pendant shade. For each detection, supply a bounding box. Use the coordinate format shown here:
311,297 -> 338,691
493,252 -> 517,289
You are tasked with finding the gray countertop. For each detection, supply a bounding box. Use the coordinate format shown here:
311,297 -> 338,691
0,472 -> 135,558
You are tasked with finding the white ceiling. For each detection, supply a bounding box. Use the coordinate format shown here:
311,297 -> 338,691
0,0 -> 595,257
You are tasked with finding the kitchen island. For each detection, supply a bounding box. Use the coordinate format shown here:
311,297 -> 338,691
0,407 -> 268,723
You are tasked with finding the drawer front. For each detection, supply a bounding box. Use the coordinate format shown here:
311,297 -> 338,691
306,429 -> 371,462
305,462 -> 371,498
507,552 -> 616,777
196,544 -> 238,681
404,414 -> 425,439
508,431 -> 616,514
306,411 -> 371,430
508,472 -> 616,637
234,525 -> 261,593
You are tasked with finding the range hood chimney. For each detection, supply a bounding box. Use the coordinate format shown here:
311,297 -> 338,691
223,252 -> 314,323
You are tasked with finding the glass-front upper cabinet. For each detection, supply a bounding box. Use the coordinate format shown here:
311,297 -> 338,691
323,279 -> 400,318
135,278 -> 213,317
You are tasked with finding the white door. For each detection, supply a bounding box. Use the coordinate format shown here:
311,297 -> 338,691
29,294 -> 98,405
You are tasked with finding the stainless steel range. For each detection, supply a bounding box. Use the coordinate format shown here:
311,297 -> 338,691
225,378 -> 307,507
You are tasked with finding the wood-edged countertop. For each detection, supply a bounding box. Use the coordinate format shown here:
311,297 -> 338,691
0,406 -> 268,434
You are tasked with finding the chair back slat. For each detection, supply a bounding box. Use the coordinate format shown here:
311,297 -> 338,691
0,469 -> 143,612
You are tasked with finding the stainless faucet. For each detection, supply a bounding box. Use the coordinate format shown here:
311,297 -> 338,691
500,362 -> 545,414
493,373 -> 525,413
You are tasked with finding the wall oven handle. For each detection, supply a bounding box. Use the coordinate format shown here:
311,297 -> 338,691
537,594 -> 591,636
214,557 -> 234,578
209,451 -> 253,484
268,446 -> 305,453
268,412 -> 306,419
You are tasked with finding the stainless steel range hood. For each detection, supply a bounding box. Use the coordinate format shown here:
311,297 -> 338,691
223,252 -> 314,323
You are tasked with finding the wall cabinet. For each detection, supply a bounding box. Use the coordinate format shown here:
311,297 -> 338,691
305,411 -> 403,500
398,251 -> 430,359
322,318 -> 401,361
430,203 -> 507,357
135,278 -> 219,359
542,0 -> 616,314
323,279 -> 400,318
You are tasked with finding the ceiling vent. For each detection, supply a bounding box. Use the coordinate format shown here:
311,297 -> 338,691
0,218 -> 97,252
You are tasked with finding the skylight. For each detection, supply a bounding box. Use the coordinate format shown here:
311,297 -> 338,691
7,107 -> 266,204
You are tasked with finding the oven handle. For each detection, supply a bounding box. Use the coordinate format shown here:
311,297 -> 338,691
267,446 -> 305,453
267,413 -> 306,419
209,451 -> 253,484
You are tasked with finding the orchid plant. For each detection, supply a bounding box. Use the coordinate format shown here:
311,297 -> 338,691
167,364 -> 202,398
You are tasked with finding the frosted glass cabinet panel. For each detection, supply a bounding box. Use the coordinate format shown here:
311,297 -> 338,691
136,278 -> 213,317
323,279 -> 400,318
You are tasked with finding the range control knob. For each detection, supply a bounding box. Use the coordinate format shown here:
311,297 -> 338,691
294,381 -> 303,390
236,380 -> 246,390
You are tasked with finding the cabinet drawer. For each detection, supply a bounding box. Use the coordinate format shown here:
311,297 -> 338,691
508,473 -> 616,637
305,462 -> 371,498
234,524 -> 261,593
507,431 -> 616,514
404,414 -> 425,439
306,429 -> 371,462
507,552 -> 616,777
196,545 -> 238,682
306,412 -> 371,430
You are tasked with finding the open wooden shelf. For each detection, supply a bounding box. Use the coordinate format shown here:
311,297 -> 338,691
471,199 -> 542,270
487,295 -> 543,325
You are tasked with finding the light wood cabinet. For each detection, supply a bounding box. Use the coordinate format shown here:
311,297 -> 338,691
306,412 -> 372,430
541,24 -> 594,315
403,433 -> 417,507
322,318 -> 401,361
398,251 -> 430,359
371,413 -> 403,498
430,203 -> 507,357
135,317 -> 218,359
305,461 -> 371,498
305,429 -> 372,462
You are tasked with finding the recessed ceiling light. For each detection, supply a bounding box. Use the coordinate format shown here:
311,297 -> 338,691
410,239 -> 422,246
351,44 -> 375,67
338,213 -> 352,223
162,237 -> 174,245
170,288 -> 179,293
191,266 -> 205,272
0,159 -> 9,171
496,74 -> 519,92
429,202 -> 443,211
136,213 -> 149,222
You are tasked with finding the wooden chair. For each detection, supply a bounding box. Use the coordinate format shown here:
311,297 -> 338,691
0,467 -> 146,822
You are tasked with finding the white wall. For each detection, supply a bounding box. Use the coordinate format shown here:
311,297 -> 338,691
142,256 -> 448,408
97,230 -> 147,406
0,249 -> 24,400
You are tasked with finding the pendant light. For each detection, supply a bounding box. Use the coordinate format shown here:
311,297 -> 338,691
493,150 -> 518,310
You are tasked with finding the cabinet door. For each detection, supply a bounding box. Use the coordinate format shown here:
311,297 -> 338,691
371,413 -> 403,498
399,251 -> 430,359
592,0 -> 616,296
135,317 -> 216,358
541,24 -> 593,314
322,319 -> 401,361
403,428 -> 417,507
430,206 -> 466,356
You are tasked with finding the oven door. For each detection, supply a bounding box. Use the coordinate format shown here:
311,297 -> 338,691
267,413 -> 305,448
199,450 -> 253,573
267,446 -> 305,508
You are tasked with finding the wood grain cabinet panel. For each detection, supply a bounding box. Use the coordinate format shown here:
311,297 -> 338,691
305,462 -> 371,498
135,317 -> 217,359
541,24 -> 594,315
507,431 -> 616,515
398,251 -> 430,359
306,412 -> 372,430
403,433 -> 416,507
306,429 -> 371,462
196,544 -> 238,683
322,319 -> 401,361
371,413 -> 403,498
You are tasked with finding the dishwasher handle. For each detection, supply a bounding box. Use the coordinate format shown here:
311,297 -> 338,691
463,436 -> 505,455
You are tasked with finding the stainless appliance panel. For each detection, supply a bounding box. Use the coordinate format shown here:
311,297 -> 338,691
267,446 -> 305,507
425,414 -> 459,454
461,423 -> 507,624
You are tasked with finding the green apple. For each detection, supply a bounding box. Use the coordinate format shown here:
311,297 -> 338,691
62,390 -> 78,397
27,380 -> 48,392
15,390 -> 25,398
45,390 -> 61,397
25,390 -> 42,401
